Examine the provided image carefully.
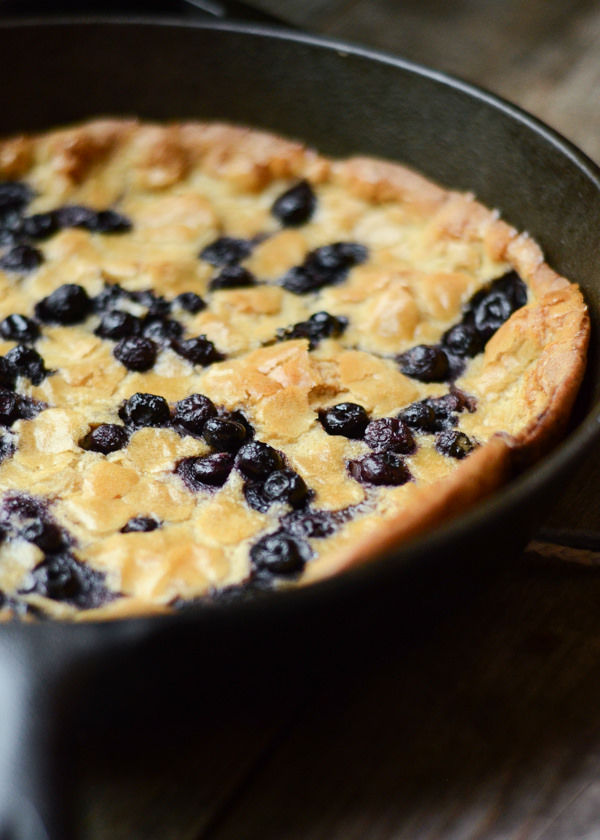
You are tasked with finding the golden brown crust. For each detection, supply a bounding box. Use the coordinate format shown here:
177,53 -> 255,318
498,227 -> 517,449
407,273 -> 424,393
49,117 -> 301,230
0,118 -> 588,619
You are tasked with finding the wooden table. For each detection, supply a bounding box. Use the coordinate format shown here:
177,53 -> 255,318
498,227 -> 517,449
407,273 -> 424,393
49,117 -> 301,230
57,2 -> 600,837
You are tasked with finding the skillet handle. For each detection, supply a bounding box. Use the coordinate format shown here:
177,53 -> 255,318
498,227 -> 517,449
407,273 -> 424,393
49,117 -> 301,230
0,0 -> 290,26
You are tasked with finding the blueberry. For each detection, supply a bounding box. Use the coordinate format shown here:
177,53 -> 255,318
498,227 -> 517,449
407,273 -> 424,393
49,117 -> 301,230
243,480 -> 271,513
175,453 -> 234,489
55,205 -> 131,234
118,392 -> 170,428
281,241 -> 368,295
348,453 -> 411,486
281,509 -> 337,539
364,417 -> 415,454
95,310 -> 141,340
271,180 -> 316,227
93,283 -> 127,312
397,345 -> 449,382
2,492 -> 45,520
224,410 -> 254,440
250,531 -> 311,576
202,417 -> 247,452
0,358 -> 14,391
19,211 -> 59,241
0,432 -> 15,463
0,181 -> 33,214
442,322 -> 485,357
129,290 -> 171,316
319,402 -> 369,439
121,516 -> 160,533
4,345 -> 47,384
172,393 -> 217,437
14,395 -> 46,421
35,283 -> 91,325
142,315 -> 183,344
20,519 -> 65,553
398,393 -> 470,434
209,265 -> 257,291
0,243 -> 43,274
113,336 -> 157,371
89,209 -> 132,234
0,390 -> 18,426
468,271 -> 528,340
235,441 -> 284,479
172,336 -> 223,366
54,205 -> 97,229
80,424 -> 129,454
28,552 -> 112,608
199,236 -> 253,267
262,469 -> 309,507
0,314 -> 39,344
276,310 -> 348,349
175,292 -> 206,314
435,430 -> 477,459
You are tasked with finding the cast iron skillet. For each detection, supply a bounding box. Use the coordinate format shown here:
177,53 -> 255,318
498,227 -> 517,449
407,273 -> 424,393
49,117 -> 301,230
0,2 -> 600,837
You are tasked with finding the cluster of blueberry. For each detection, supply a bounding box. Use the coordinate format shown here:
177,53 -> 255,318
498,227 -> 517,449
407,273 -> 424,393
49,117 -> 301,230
317,390 -> 477,488
397,271 -> 528,382
0,493 -> 111,611
0,180 -> 131,275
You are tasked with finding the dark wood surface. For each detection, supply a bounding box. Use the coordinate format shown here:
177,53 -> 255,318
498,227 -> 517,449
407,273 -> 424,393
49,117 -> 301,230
70,2 -> 600,838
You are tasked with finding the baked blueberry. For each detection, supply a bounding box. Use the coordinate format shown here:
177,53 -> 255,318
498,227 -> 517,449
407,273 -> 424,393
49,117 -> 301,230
141,315 -> 183,344
282,509 -> 337,539
27,552 -> 112,608
80,424 -> 129,454
0,314 -> 39,344
398,344 -> 449,382
0,181 -> 33,214
113,336 -> 157,371
93,283 -> 127,312
172,336 -> 223,366
118,392 -> 170,428
35,283 -> 91,325
209,265 -> 257,291
0,243 -> 43,274
281,241 -> 368,295
276,310 -> 348,349
0,390 -> 19,426
14,395 -> 46,421
442,322 -> 485,358
95,310 -> 141,340
172,393 -> 217,437
435,430 -> 477,459
262,469 -> 309,507
121,516 -> 160,533
235,441 -> 284,479
364,417 -> 415,455
202,417 -> 247,452
175,453 -> 234,489
19,211 -> 59,241
20,519 -> 66,553
0,358 -> 14,391
200,236 -> 254,267
319,402 -> 369,439
175,292 -> 206,314
224,410 -> 254,440
348,453 -> 411,486
271,180 -> 316,227
250,531 -> 311,576
0,431 -> 15,463
4,345 -> 48,384
55,205 -> 131,234
468,271 -> 528,340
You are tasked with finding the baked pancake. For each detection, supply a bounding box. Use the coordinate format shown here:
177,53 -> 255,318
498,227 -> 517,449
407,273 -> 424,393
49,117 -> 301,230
0,119 -> 588,619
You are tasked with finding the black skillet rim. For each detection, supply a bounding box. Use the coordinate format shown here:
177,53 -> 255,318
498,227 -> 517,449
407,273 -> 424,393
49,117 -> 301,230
1,15 -> 599,634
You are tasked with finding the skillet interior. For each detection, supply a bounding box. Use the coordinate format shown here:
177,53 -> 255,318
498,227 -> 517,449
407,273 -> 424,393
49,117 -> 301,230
0,18 -> 598,628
